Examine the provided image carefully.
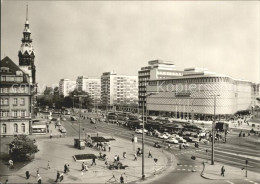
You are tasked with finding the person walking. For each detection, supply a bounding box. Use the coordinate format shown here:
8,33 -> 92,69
148,150 -> 153,158
36,168 -> 40,177
221,166 -> 225,177
59,173 -> 64,182
55,171 -> 60,182
91,157 -> 96,166
37,176 -> 42,184
64,164 -> 68,173
117,155 -> 120,162
123,152 -> 126,159
25,170 -> 30,179
134,153 -> 137,161
67,164 -> 70,172
81,162 -> 85,171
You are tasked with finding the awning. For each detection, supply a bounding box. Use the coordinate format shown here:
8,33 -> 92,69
32,124 -> 46,129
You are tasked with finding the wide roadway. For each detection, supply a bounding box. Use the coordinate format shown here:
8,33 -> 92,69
56,113 -> 260,184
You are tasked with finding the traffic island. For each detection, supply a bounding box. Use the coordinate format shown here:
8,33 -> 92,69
73,154 -> 97,162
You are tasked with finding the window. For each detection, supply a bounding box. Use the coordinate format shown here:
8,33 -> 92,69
21,123 -> 25,133
13,98 -> 18,106
4,88 -> 8,93
4,98 -> 9,105
14,123 -> 18,133
21,110 -> 26,117
13,111 -> 18,117
20,98 -> 25,106
0,98 -> 3,105
0,111 -> 9,117
2,124 -> 7,134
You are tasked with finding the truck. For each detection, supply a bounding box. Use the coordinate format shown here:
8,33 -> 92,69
215,122 -> 229,132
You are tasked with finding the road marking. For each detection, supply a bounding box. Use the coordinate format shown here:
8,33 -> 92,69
188,169 -> 191,171
184,165 -> 187,166
177,169 -> 180,170
194,166 -> 197,167
182,169 -> 186,171
225,180 -> 234,184
249,181 -> 254,183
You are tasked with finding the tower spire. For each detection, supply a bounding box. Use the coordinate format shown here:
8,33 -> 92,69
26,3 -> 28,21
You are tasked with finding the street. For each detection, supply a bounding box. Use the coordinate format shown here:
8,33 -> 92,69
58,112 -> 260,184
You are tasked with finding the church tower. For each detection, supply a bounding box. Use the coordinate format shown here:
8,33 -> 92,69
18,4 -> 36,84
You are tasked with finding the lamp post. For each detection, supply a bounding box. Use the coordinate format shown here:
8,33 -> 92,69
210,94 -> 220,165
142,92 -> 157,180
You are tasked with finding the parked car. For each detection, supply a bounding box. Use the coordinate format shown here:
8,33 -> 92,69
176,137 -> 187,143
59,126 -> 67,133
158,133 -> 168,139
153,130 -> 161,137
183,136 -> 193,142
166,138 -> 179,144
61,117 -> 66,121
135,129 -> 143,134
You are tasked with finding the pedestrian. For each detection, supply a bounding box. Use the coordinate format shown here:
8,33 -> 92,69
59,173 -> 64,182
67,164 -> 70,172
134,153 -> 137,161
123,152 -> 126,159
108,144 -> 111,152
91,157 -> 96,166
64,164 -> 68,173
117,155 -> 120,162
120,174 -> 124,184
221,166 -> 225,177
148,150 -> 153,158
114,155 -> 117,162
105,156 -> 108,165
36,168 -> 40,177
4,179 -> 8,184
26,170 -> 30,179
179,144 -> 182,150
50,133 -> 53,139
84,163 -> 88,171
81,162 -> 85,171
37,176 -> 42,184
9,159 -> 14,169
47,161 -> 51,170
55,171 -> 60,182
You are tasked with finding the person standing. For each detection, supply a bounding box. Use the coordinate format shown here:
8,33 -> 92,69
120,174 -> 124,184
117,155 -> 120,162
91,157 -> 96,166
123,152 -> 126,159
47,161 -> 51,170
55,171 -> 60,182
108,144 -> 111,152
221,166 -> 225,177
148,150 -> 153,158
26,170 -> 30,179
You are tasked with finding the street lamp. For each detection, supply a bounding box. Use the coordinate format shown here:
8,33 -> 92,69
74,95 -> 87,143
142,92 -> 157,179
210,94 -> 220,165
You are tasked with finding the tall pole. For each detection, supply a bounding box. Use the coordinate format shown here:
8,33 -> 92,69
211,95 -> 216,165
79,97 -> 81,141
142,100 -> 145,179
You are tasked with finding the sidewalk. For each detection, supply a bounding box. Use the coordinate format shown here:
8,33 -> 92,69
0,132 -> 174,183
201,161 -> 260,182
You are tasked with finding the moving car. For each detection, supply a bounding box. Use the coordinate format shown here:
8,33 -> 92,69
71,116 -> 77,121
90,118 -> 96,124
135,129 -> 143,134
59,126 -> 67,133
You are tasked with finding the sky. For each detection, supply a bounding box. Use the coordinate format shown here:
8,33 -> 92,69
1,1 -> 260,90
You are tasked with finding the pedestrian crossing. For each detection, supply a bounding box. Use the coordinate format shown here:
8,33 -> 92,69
175,164 -> 198,172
